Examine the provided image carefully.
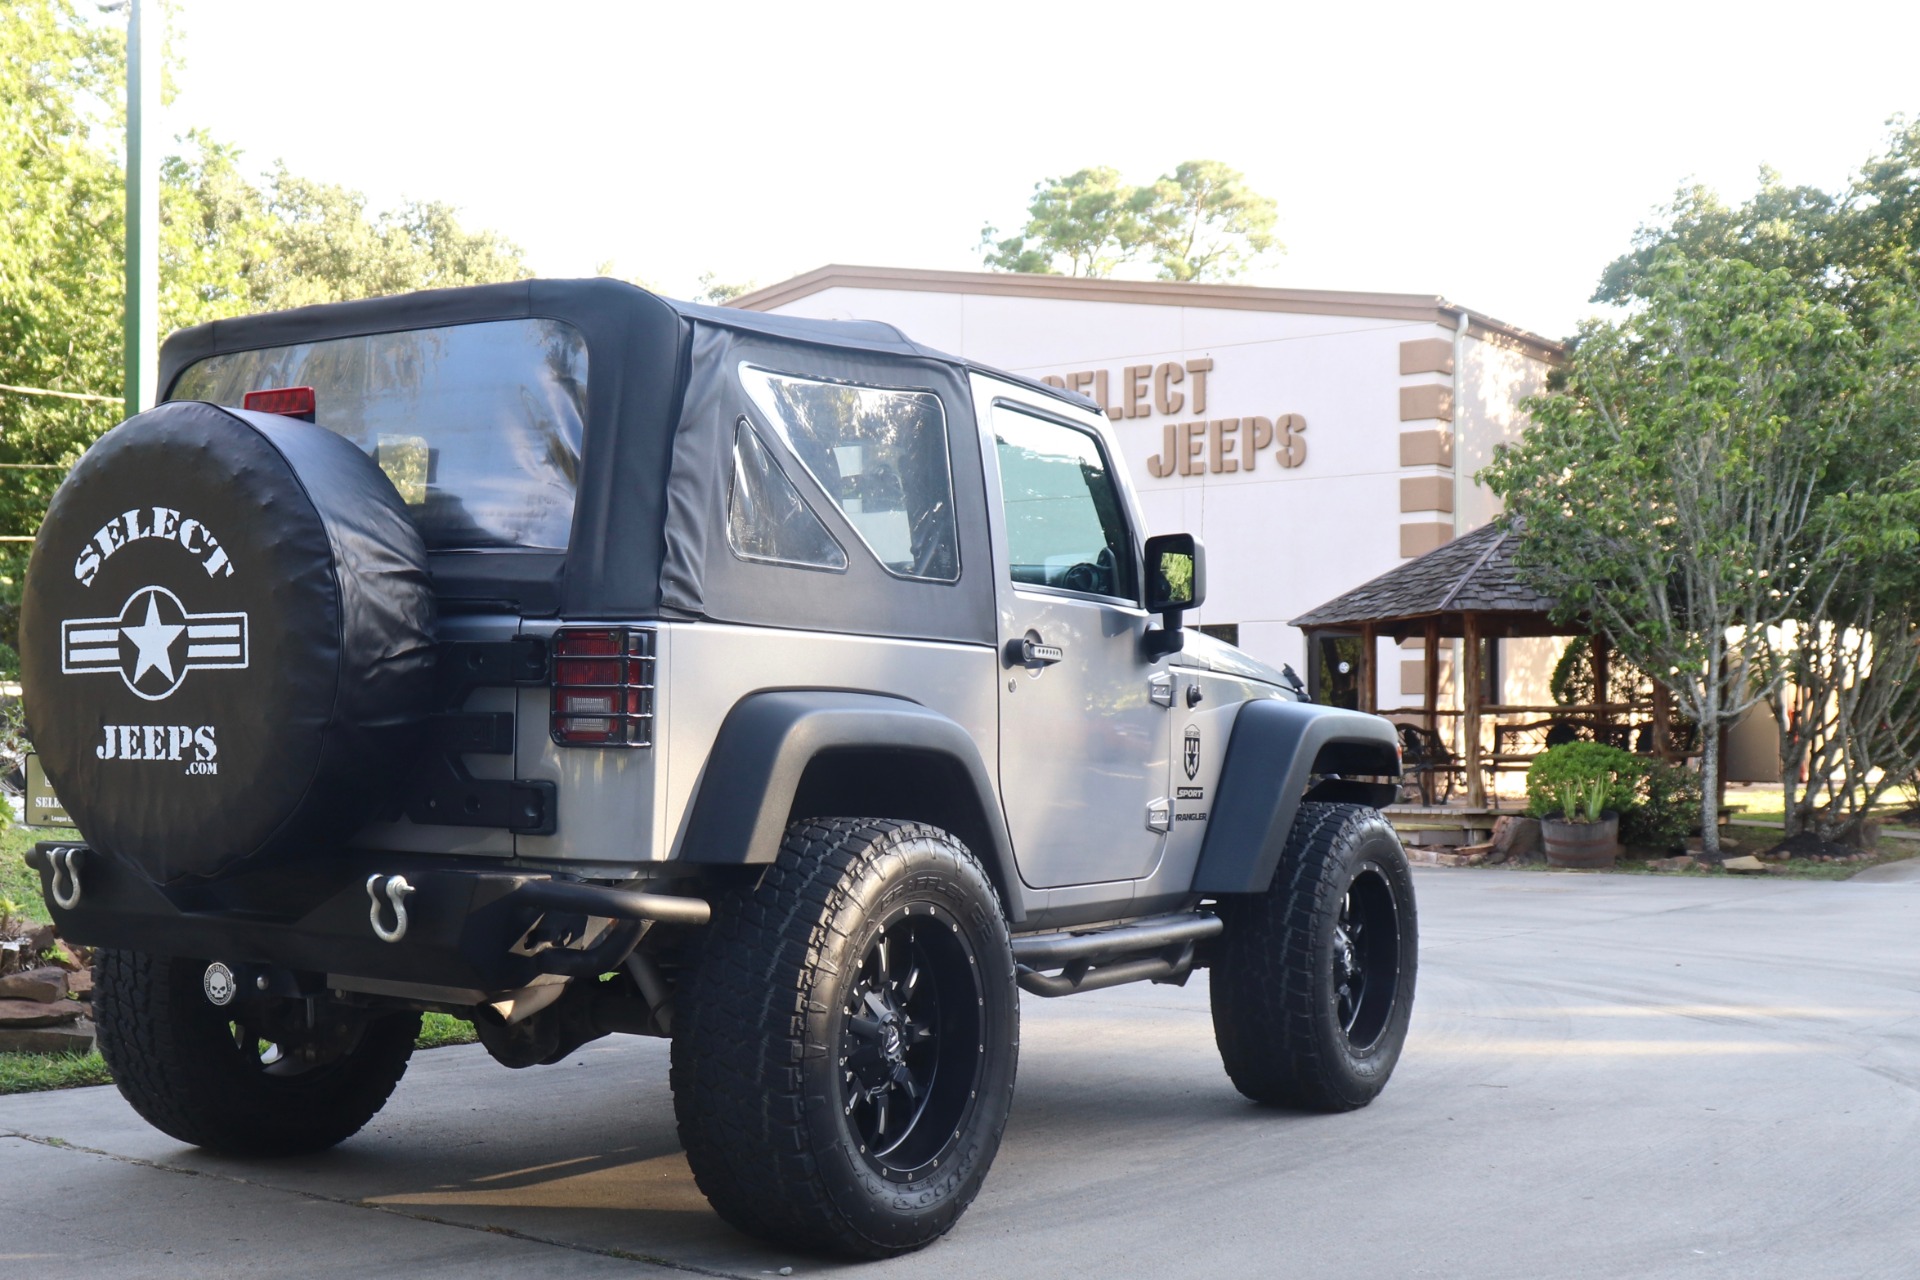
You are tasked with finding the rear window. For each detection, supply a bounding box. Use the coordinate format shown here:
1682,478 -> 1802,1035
170,318 -> 588,551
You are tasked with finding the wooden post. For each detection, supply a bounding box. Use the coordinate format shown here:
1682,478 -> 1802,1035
1423,618 -> 1440,734
1464,613 -> 1485,807
1360,623 -> 1377,714
1590,631 -> 1612,745
1651,678 -> 1672,760
1423,616 -> 1441,804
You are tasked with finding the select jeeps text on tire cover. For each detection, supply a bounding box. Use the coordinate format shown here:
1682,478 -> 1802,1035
19,280 -> 1418,1258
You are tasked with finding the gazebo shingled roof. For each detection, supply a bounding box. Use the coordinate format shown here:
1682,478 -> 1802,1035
1291,519 -> 1563,639
1289,519 -> 1644,810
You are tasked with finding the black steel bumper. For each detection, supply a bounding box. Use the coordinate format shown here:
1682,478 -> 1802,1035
27,842 -> 707,998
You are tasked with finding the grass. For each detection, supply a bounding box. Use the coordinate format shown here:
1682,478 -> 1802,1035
0,1012 -> 480,1096
416,1011 -> 478,1049
0,1048 -> 113,1094
2,822 -> 62,926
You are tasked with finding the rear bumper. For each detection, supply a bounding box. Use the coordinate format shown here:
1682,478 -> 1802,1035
28,842 -> 706,1000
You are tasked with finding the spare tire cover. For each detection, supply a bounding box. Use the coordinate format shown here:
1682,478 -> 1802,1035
19,400 -> 437,885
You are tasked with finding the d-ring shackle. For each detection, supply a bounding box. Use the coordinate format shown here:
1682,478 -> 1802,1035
47,846 -> 84,910
366,874 -> 416,943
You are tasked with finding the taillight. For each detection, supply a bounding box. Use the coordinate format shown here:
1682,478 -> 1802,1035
242,385 -> 317,421
551,627 -> 655,747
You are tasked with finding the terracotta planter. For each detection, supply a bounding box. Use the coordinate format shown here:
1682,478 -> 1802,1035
1542,812 -> 1621,868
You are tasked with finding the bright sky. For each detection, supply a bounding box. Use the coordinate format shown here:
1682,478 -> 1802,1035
163,0 -> 1920,340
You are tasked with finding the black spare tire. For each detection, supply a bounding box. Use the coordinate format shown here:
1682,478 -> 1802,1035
18,400 -> 436,885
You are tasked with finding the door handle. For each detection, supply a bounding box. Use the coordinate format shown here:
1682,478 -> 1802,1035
1004,634 -> 1065,669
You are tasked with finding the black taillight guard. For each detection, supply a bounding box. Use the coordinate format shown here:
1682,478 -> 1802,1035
550,627 -> 656,747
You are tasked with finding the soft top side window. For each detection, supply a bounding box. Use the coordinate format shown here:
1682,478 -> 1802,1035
991,403 -> 1137,602
726,417 -> 848,572
739,365 -> 959,584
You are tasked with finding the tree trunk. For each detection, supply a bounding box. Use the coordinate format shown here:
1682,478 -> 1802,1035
1699,709 -> 1723,860
1697,654 -> 1724,861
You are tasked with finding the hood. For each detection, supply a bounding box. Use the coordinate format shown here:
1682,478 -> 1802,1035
1171,630 -> 1298,693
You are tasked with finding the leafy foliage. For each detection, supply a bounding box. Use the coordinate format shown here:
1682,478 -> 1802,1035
1549,637 -> 1698,752
694,272 -> 757,304
1582,119 -> 1920,847
1620,758 -> 1702,850
1525,743 -> 1645,820
1596,117 -> 1920,325
1486,255 -> 1868,856
0,2 -> 530,673
981,161 -> 1280,281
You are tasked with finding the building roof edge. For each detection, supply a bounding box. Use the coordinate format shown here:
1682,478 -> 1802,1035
726,264 -> 1564,362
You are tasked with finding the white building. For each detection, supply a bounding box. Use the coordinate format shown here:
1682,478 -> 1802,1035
734,265 -> 1562,712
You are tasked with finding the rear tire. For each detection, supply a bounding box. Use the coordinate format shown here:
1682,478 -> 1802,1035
671,818 -> 1019,1258
1210,802 -> 1417,1110
93,949 -> 420,1155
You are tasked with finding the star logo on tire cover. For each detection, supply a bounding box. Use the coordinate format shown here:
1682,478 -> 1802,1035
61,585 -> 249,701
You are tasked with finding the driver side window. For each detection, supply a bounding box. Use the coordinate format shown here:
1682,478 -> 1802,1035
991,404 -> 1136,600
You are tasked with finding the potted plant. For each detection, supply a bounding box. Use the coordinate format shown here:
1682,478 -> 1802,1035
1541,777 -> 1621,868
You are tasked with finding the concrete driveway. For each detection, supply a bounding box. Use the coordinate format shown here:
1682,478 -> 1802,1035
6,867 -> 1919,1279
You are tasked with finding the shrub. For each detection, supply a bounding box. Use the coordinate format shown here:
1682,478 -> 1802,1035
1621,758 -> 1702,849
1525,742 -> 1644,819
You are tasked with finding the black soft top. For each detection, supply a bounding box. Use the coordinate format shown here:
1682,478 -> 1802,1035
159,279 -> 1096,639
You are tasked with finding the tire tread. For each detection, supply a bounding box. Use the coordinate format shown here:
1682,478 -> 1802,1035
1211,802 -> 1417,1111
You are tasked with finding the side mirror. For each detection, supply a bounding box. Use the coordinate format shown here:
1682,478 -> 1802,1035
1143,533 -> 1206,658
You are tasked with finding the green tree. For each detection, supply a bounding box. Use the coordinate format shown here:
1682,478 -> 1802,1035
1593,117 -> 1920,844
1596,116 -> 1920,323
1760,299 -> 1920,846
0,1 -> 127,673
162,140 -> 530,316
1484,255 -> 1865,858
981,161 -> 1281,281
694,271 -> 756,304
0,1 -> 531,675
1135,160 -> 1280,282
980,166 -> 1150,278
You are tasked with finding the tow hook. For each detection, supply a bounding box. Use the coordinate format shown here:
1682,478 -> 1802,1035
366,874 -> 416,943
46,845 -> 84,910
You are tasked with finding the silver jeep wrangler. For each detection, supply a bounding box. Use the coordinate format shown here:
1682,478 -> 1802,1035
20,279 -> 1416,1258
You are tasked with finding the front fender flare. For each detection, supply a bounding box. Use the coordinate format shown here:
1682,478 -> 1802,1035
1191,698 -> 1402,895
674,690 -> 1023,921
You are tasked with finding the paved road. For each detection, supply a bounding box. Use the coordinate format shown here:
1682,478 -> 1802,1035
6,868 -> 1920,1279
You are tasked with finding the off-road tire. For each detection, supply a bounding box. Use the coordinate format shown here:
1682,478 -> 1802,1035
1210,802 -> 1417,1110
93,949 -> 420,1155
671,818 -> 1019,1258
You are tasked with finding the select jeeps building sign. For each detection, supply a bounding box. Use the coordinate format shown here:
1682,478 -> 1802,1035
1037,357 -> 1306,477
737,265 -> 1560,711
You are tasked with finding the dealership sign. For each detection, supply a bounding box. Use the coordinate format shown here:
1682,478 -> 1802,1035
1039,356 -> 1307,477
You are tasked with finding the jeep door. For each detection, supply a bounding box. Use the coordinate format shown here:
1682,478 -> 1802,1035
972,377 -> 1169,888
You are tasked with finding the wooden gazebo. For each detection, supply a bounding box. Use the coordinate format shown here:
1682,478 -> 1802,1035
1291,521 -> 1670,807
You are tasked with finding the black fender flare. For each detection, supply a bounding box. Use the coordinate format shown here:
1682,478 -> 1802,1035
1191,698 -> 1402,895
674,690 -> 1024,922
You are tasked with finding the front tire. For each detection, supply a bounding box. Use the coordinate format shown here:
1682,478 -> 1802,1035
93,949 -> 420,1155
1210,802 -> 1417,1110
671,818 -> 1019,1258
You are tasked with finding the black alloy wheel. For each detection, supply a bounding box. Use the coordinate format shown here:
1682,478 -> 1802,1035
839,907 -> 984,1181
1332,865 -> 1401,1052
